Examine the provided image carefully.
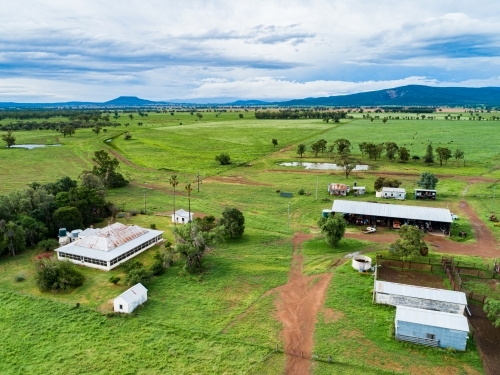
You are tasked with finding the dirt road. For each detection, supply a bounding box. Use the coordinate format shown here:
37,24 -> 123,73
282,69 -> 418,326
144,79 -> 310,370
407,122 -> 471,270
275,233 -> 332,375
345,201 -> 499,257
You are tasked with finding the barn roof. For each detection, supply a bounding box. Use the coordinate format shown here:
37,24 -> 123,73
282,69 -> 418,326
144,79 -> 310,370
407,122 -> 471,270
75,223 -> 148,251
382,187 -> 406,193
174,209 -> 193,218
329,183 -> 348,190
375,281 -> 467,305
396,306 -> 469,332
332,200 -> 452,223
115,283 -> 148,304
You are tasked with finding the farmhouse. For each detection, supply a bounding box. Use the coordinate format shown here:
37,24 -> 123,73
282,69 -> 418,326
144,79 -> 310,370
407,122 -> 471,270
395,306 -> 469,351
375,281 -> 467,314
114,283 -> 148,313
380,187 -> 406,200
55,222 -> 164,271
172,209 -> 194,224
415,189 -> 437,200
331,200 -> 452,233
328,183 -> 350,196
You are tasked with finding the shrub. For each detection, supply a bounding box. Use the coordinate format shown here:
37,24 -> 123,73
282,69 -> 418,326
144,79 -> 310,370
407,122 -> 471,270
412,155 -> 420,160
124,132 -> 132,140
215,153 -> 231,165
125,267 -> 153,286
298,188 -> 305,196
34,258 -> 85,292
15,274 -> 26,282
37,239 -> 60,252
122,259 -> 143,273
150,223 -> 157,230
109,276 -> 121,285
129,209 -> 138,216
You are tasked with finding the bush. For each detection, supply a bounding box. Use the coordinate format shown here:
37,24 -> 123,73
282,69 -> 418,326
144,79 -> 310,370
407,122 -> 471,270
109,276 -> 121,285
150,223 -> 157,230
15,274 -> 25,282
298,188 -> 305,196
129,209 -> 138,216
124,267 -> 153,286
412,155 -> 420,160
37,239 -> 60,252
34,258 -> 85,292
215,153 -> 231,165
122,259 -> 143,273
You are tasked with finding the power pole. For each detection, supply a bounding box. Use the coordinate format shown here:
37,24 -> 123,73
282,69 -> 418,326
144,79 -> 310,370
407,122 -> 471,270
316,176 -> 319,200
196,171 -> 201,192
143,189 -> 148,213
493,185 -> 497,212
287,202 -> 291,232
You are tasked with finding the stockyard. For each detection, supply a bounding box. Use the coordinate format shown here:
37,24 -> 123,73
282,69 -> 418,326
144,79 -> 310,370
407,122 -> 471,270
1,109 -> 500,375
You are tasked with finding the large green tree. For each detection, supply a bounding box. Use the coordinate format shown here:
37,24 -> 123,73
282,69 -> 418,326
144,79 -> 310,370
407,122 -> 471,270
1,131 -> 16,148
173,222 -> 224,273
52,206 -> 84,231
398,147 -> 410,162
436,147 -> 452,166
318,214 -> 347,247
91,150 -> 128,188
220,207 -> 245,238
333,138 -> 351,153
416,172 -> 439,190
335,149 -> 357,179
0,220 -> 26,256
424,144 -> 434,163
297,144 -> 306,157
385,142 -> 399,162
390,225 -> 425,261
454,149 -> 465,166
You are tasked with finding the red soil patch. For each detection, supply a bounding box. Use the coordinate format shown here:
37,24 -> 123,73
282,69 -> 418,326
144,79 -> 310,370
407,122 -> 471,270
204,175 -> 271,186
275,233 -> 333,375
378,267 -> 447,289
346,201 -> 499,258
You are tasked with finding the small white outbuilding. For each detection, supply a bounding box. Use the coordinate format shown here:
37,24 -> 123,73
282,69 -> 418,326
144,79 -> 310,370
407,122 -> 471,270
172,209 -> 194,224
114,283 -> 148,313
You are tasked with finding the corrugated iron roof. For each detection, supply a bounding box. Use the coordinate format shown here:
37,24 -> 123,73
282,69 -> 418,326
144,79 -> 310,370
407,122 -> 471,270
115,283 -> 148,304
174,209 -> 193,218
332,200 -> 452,223
376,281 -> 467,305
382,187 -> 406,193
396,306 -> 469,332
414,189 -> 437,192
329,183 -> 348,190
76,223 -> 148,251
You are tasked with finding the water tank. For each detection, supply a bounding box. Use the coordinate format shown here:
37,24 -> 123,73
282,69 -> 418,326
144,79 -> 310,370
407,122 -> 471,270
58,228 -> 67,237
322,209 -> 332,218
352,255 -> 372,272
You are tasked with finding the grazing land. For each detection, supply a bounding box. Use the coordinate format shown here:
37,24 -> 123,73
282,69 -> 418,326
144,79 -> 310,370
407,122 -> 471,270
1,109 -> 499,374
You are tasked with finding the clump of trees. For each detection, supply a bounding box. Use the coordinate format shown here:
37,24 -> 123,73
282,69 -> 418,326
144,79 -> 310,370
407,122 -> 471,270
255,109 -> 347,120
373,177 -> 402,191
33,256 -> 85,292
318,214 -> 347,247
390,225 -> 427,261
416,172 -> 439,190
91,150 -> 128,188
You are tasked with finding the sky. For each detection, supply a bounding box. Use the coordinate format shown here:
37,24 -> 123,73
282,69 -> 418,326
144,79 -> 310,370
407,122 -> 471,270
2,0 -> 500,102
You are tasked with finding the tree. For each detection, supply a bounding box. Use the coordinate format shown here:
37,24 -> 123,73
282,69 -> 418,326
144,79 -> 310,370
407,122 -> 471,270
128,114 -> 134,120
52,206 -> 84,231
1,131 -> 16,148
220,207 -> 245,238
0,221 -> 26,256
424,144 -> 434,163
173,222 -> 224,273
169,175 -> 179,226
436,147 -> 452,166
359,142 -> 368,158
398,147 -> 410,162
318,214 -> 346,247
196,113 -> 203,119
33,257 -> 85,292
61,125 -> 75,137
335,149 -> 357,179
215,153 -> 231,165
272,138 -> 278,147
80,173 -> 106,192
124,132 -> 132,140
385,142 -> 399,162
454,149 -> 465,166
297,144 -> 306,157
374,177 -> 402,191
416,172 -> 439,190
92,150 -> 128,188
18,215 -> 47,247
390,225 -> 425,261
67,186 -> 107,226
333,138 -> 351,153
311,142 -> 322,157
92,126 -> 102,135
239,114 -> 243,119
484,298 -> 500,327
364,143 -> 378,160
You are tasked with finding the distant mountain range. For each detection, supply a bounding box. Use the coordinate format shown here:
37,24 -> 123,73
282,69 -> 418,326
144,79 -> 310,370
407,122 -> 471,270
1,85 -> 500,108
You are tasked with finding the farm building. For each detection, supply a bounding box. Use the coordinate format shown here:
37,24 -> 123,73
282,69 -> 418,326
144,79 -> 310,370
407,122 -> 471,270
415,189 -> 437,200
328,183 -> 350,196
374,281 -> 467,314
172,209 -> 194,224
114,283 -> 148,313
380,187 -> 406,200
331,200 -> 452,233
353,186 -> 366,195
55,223 -> 164,271
395,306 -> 469,351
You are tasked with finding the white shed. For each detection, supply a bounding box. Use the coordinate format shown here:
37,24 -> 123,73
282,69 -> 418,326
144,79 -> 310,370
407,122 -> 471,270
172,209 -> 194,224
114,283 -> 148,313
381,187 -> 406,200
353,186 -> 366,195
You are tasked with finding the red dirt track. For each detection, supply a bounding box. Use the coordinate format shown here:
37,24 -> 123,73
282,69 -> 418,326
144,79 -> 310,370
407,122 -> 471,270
346,201 -> 499,258
275,233 -> 332,375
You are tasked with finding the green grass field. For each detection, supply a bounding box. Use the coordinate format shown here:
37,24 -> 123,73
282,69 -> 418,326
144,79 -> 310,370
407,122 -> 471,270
0,110 -> 499,374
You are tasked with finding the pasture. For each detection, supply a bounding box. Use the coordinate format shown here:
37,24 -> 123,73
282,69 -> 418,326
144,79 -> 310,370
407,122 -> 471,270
0,109 -> 498,374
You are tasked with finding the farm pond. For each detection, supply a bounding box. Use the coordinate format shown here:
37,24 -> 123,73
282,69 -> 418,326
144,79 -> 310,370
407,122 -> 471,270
279,162 -> 369,171
8,144 -> 61,149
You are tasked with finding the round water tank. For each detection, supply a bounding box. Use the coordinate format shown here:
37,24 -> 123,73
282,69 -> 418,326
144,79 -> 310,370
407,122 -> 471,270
352,255 -> 372,272
322,209 -> 332,218
58,228 -> 67,237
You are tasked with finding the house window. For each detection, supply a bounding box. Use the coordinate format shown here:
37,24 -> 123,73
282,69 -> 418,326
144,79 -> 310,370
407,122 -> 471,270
119,304 -> 123,310
426,333 -> 436,340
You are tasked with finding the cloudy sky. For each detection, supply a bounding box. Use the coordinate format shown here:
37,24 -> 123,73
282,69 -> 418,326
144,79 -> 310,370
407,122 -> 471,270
2,0 -> 500,102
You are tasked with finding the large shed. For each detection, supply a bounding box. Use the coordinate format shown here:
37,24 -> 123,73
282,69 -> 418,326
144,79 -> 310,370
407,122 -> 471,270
415,189 -> 437,200
395,306 -> 469,350
381,187 -> 406,200
331,200 -> 452,234
55,223 -> 164,271
114,283 -> 148,313
375,281 -> 467,314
